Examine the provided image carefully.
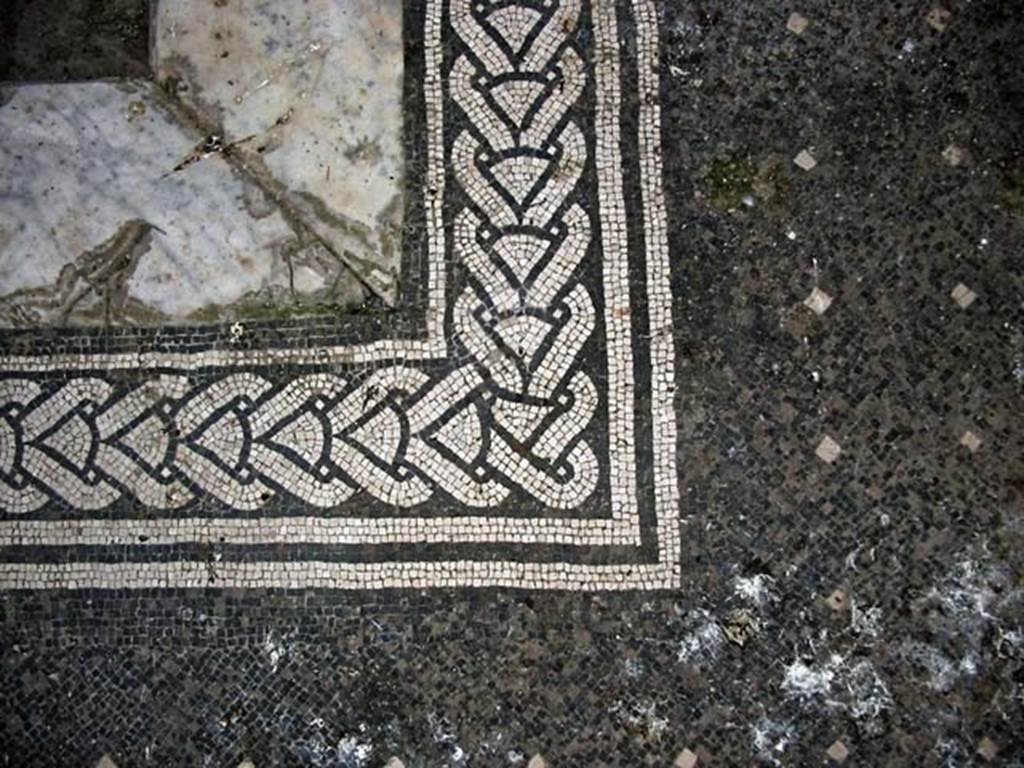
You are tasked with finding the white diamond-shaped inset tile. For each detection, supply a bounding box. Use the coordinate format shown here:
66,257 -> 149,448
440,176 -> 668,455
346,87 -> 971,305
816,435 -> 842,464
804,287 -> 834,315
951,283 -> 977,309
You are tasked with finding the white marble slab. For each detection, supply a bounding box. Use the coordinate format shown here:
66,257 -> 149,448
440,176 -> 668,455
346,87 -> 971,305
153,0 -> 405,303
0,80 -> 366,326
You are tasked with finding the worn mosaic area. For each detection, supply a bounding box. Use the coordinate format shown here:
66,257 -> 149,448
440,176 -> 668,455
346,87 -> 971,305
0,0 -> 149,82
3,0 -> 1024,765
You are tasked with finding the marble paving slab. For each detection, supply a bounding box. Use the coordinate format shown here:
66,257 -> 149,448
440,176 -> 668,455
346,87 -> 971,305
152,0 -> 405,304
0,79 -> 365,326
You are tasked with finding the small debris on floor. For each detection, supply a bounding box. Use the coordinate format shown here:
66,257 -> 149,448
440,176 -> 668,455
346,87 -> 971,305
166,132 -> 257,176
794,149 -> 817,171
724,609 -> 760,646
960,431 -> 982,453
126,100 -> 147,121
96,757 -> 118,768
826,589 -> 848,612
977,737 -> 998,762
383,759 -> 406,768
527,755 -> 548,768
674,748 -> 699,768
951,283 -> 977,309
816,436 -> 842,464
804,287 -> 833,315
942,144 -> 966,167
237,760 -> 255,768
826,740 -> 850,763
926,7 -> 953,32
787,13 -> 810,35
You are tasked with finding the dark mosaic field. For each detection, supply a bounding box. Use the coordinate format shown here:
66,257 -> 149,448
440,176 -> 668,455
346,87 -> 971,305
2,0 -> 1024,765
0,0 -> 150,82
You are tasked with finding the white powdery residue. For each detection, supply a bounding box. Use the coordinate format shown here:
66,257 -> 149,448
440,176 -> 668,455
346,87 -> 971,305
782,655 -> 892,722
733,574 -> 778,608
935,735 -> 974,768
641,703 -> 669,742
998,628 -> 1024,657
849,599 -> 884,641
263,629 -> 286,673
906,558 -> 1021,689
475,729 -> 507,758
295,716 -> 330,766
782,655 -> 843,704
898,641 -> 959,692
751,716 -> 795,766
676,611 -> 726,665
336,735 -> 374,768
449,744 -> 469,766
623,656 -> 644,679
958,653 -> 979,677
844,661 -> 893,721
932,560 -> 999,626
427,712 -> 457,745
620,701 -> 669,742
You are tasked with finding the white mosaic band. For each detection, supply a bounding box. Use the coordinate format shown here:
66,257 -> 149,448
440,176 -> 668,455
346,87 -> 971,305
0,0 -> 681,591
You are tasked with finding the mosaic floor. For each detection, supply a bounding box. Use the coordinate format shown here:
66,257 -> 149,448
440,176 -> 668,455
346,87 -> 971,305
2,0 -> 1023,765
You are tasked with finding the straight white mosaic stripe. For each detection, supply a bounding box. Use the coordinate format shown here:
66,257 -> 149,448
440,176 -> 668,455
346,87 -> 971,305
0,516 -> 636,548
594,0 -> 640,541
0,560 -> 679,591
636,0 -> 683,573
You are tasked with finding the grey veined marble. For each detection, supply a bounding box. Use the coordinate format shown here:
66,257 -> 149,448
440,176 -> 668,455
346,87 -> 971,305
0,0 -> 403,328
153,0 -> 405,303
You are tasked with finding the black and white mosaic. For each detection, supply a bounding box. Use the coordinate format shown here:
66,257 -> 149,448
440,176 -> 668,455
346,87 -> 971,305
4,0 -> 1024,764
0,0 -> 681,591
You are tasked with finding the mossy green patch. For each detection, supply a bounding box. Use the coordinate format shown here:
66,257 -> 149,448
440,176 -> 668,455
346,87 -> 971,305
999,159 -> 1024,215
705,153 -> 794,217
707,154 -> 757,212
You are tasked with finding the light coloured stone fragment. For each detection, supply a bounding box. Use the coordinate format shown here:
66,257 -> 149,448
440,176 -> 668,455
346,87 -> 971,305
804,287 -> 834,315
816,435 -> 842,464
977,737 -> 998,761
951,283 -> 977,309
0,81 -> 304,325
826,589 -> 848,611
383,759 -> 406,768
960,431 -> 982,453
527,756 -> 548,768
787,12 -> 810,35
926,7 -> 952,32
794,149 -> 817,171
723,608 -> 759,646
237,760 -> 256,768
674,748 -> 699,768
942,144 -> 966,167
827,740 -> 850,763
96,756 -> 118,768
